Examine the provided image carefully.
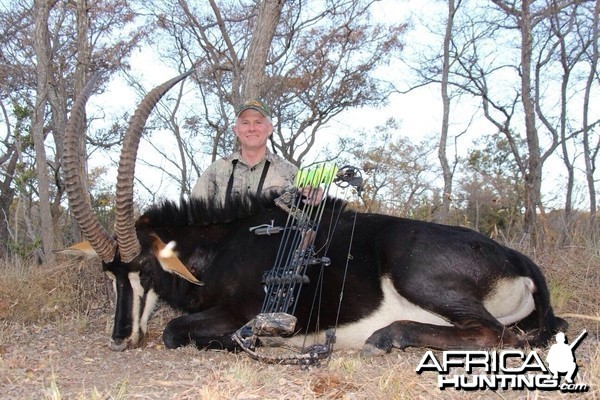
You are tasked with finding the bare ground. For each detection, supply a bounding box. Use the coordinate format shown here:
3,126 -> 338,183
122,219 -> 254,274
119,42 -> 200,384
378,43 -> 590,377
1,247 -> 599,399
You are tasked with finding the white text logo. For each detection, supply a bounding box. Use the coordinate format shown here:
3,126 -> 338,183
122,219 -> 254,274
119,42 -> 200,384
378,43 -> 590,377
415,330 -> 588,393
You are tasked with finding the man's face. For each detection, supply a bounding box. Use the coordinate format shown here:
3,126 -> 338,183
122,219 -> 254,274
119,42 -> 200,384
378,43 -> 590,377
233,109 -> 272,151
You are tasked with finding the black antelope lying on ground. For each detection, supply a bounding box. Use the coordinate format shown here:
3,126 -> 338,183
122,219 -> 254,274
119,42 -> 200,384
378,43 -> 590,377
62,71 -> 566,356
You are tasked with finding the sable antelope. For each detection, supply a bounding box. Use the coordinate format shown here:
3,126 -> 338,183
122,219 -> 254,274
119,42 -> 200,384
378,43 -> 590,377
62,71 -> 566,356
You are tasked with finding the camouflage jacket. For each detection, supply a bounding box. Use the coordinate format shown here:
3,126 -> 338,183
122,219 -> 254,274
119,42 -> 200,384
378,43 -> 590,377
191,149 -> 297,204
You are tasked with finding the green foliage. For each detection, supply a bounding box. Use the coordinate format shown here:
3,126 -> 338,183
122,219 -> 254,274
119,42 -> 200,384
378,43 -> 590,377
87,166 -> 117,235
344,119 -> 438,216
456,134 -> 526,237
11,101 -> 36,197
345,127 -> 529,239
6,237 -> 41,260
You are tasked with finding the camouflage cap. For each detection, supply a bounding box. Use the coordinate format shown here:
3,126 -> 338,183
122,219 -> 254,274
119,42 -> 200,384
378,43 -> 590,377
236,98 -> 271,118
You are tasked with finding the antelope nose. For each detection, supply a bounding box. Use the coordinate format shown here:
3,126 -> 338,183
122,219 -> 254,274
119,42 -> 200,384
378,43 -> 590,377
109,338 -> 129,352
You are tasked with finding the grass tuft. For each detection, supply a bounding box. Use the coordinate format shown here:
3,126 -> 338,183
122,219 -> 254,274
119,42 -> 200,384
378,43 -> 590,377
0,256 -> 112,327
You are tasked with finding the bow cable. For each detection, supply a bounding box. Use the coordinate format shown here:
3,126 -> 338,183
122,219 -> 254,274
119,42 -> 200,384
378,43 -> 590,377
233,164 -> 363,365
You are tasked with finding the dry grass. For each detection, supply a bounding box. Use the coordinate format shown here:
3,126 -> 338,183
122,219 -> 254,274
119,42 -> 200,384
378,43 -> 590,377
0,245 -> 598,399
0,256 -> 112,326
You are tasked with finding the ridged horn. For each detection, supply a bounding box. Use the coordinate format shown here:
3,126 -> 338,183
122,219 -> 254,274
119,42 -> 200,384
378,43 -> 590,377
64,73 -> 118,263
114,70 -> 194,263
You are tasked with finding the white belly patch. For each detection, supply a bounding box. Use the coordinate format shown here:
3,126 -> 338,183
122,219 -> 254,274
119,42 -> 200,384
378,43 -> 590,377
285,276 -> 536,350
286,277 -> 449,349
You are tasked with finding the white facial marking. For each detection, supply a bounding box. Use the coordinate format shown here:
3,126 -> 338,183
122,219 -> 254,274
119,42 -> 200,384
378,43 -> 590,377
159,241 -> 177,258
128,272 -> 144,345
105,271 -> 117,301
140,289 -> 158,334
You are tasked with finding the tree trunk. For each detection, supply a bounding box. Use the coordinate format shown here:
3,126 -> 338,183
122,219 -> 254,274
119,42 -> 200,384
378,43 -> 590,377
240,0 -> 284,102
437,0 -> 456,224
555,17 -> 575,247
74,0 -> 90,196
0,149 -> 17,257
65,0 -> 92,242
519,0 -> 543,247
33,0 -> 56,265
583,0 -> 599,237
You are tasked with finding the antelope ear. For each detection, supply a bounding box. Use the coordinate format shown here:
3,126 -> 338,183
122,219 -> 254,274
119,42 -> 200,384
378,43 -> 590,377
55,241 -> 99,258
150,234 -> 204,286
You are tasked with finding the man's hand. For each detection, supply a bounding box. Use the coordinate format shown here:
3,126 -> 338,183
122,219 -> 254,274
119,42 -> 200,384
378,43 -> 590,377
299,185 -> 324,205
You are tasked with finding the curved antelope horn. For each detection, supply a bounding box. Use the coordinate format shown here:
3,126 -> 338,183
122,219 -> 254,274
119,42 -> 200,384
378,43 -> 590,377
114,70 -> 194,263
64,73 -> 118,263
